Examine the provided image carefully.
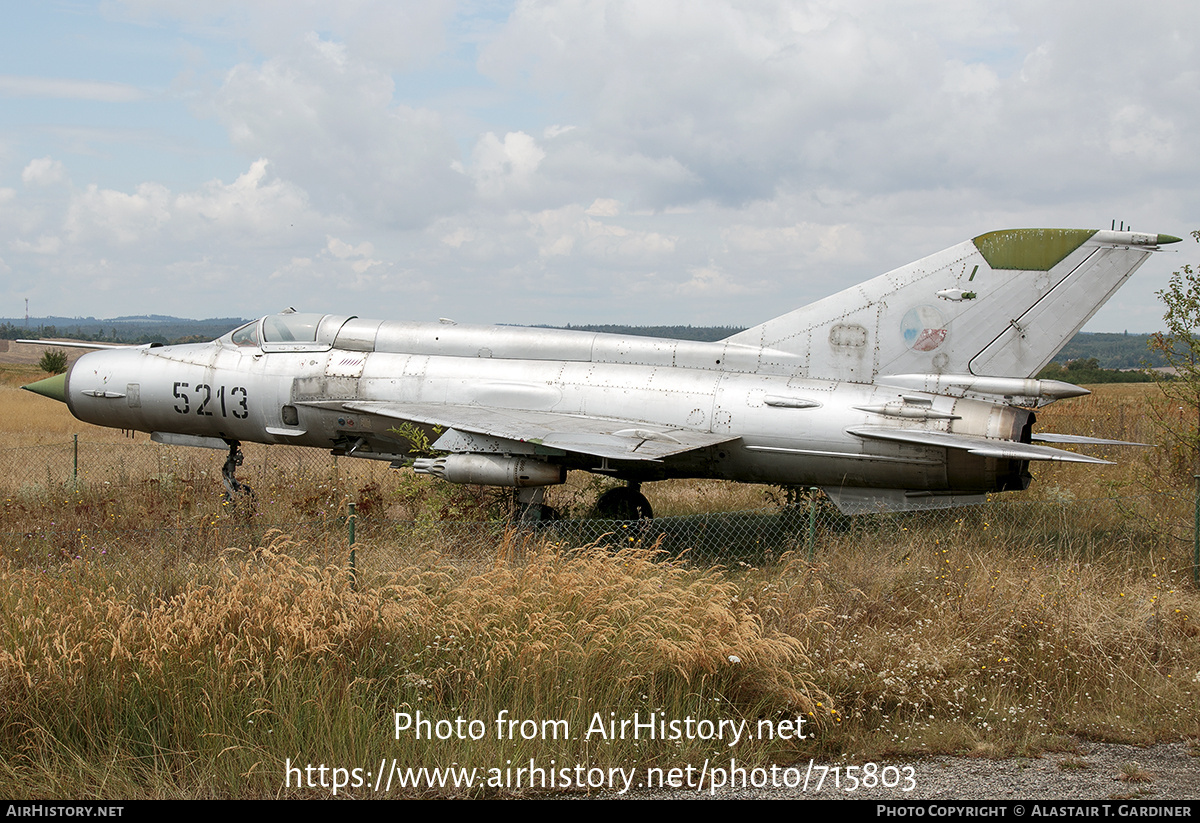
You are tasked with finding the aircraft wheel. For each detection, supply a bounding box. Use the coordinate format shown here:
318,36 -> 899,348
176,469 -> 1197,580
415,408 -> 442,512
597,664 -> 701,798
593,487 -> 653,520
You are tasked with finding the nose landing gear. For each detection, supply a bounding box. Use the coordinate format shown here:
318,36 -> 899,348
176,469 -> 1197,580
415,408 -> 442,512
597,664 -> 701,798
221,440 -> 255,502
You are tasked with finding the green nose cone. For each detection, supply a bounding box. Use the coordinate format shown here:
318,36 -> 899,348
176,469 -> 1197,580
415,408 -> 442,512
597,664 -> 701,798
23,372 -> 67,403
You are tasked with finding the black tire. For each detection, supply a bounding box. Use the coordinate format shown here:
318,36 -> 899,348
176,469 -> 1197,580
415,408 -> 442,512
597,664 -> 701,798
593,487 -> 653,520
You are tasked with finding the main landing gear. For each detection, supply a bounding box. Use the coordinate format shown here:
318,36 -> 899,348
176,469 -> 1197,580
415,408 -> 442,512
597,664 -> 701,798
592,482 -> 654,520
512,482 -> 655,522
513,486 -> 561,522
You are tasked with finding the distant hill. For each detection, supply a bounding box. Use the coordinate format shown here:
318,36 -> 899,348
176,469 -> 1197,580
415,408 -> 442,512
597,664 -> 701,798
1036,359 -> 1155,384
1050,332 -> 1165,370
0,316 -> 250,346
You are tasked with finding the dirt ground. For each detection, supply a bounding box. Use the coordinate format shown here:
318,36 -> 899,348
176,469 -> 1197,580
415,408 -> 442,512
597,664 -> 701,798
0,339 -> 111,366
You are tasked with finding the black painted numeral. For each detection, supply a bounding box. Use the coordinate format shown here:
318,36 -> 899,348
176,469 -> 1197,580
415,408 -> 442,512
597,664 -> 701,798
196,384 -> 213,416
231,386 -> 248,419
171,383 -> 248,418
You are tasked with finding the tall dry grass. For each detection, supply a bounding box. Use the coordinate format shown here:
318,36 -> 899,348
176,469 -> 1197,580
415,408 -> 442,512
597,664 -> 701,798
746,517 -> 1199,758
2,514 -> 1196,797
0,533 -> 824,798
1031,383 -> 1195,497
1,373 -> 1199,796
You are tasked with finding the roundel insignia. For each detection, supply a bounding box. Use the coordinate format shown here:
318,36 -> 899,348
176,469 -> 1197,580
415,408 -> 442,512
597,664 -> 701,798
901,306 -> 948,352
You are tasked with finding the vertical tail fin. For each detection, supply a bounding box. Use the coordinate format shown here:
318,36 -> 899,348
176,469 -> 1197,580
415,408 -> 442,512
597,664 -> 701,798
727,229 -> 1180,382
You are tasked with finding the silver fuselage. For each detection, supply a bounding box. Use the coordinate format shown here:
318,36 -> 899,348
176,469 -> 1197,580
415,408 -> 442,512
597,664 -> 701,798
62,317 -> 1031,495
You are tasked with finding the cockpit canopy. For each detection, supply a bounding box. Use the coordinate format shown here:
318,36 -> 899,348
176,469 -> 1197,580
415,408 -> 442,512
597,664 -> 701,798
226,312 -> 354,352
263,312 -> 324,344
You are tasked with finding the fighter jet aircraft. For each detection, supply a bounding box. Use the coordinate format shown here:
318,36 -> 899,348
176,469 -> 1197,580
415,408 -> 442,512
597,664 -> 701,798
23,227 -> 1178,517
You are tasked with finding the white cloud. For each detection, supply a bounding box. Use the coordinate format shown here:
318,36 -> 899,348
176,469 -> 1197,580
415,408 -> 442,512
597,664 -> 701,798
527,204 -> 676,261
722,221 -> 862,266
22,157 -> 68,186
1107,106 -> 1177,161
65,161 -> 314,252
474,0 -> 1200,214
173,159 -> 314,240
440,227 -> 473,248
676,265 -> 755,295
327,236 -> 374,259
65,182 -> 172,245
212,33 -> 469,227
326,235 -> 381,274
585,198 -> 620,217
940,60 -> 1001,97
470,131 -> 546,198
9,235 -> 62,255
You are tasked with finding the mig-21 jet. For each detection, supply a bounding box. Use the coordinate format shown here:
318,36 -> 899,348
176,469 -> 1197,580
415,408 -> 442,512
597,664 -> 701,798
24,227 -> 1178,518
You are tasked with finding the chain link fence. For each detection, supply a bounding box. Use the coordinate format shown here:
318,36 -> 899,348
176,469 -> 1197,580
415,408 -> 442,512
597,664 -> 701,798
0,434 -> 1196,585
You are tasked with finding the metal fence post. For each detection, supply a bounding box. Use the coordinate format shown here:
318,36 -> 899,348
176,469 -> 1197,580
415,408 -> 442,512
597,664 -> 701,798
348,501 -> 357,591
807,486 -> 818,561
73,434 -> 78,488
1193,475 -> 1199,587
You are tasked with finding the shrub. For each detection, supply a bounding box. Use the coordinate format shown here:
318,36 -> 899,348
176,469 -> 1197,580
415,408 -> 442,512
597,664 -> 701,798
37,349 -> 68,374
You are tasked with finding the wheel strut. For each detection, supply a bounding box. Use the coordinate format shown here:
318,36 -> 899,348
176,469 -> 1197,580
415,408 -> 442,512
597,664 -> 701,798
513,486 -> 560,523
221,440 -> 254,501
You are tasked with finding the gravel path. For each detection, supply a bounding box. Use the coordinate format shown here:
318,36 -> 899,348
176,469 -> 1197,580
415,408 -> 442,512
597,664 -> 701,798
839,741 -> 1199,801
598,741 -> 1199,800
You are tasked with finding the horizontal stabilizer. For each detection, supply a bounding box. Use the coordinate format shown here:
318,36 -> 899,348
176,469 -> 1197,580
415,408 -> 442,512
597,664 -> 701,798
847,426 -> 1111,464
1032,433 -> 1150,447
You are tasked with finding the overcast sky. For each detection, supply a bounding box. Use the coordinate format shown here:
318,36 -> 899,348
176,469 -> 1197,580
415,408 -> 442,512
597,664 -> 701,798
1,0 -> 1196,332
